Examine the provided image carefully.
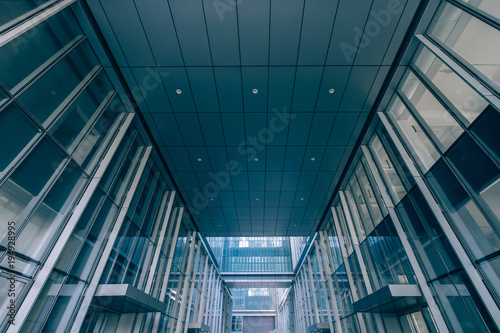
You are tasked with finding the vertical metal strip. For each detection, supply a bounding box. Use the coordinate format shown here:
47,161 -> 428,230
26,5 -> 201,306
70,145 -> 152,333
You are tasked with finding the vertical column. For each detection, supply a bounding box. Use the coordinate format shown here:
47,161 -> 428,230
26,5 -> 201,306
70,145 -> 152,333
175,236 -> 199,333
299,268 -> 313,328
9,113 -> 135,333
318,231 -> 343,333
203,266 -> 215,326
195,257 -> 210,323
306,258 -> 321,324
339,192 -> 373,296
144,191 -> 176,294
314,239 -> 336,333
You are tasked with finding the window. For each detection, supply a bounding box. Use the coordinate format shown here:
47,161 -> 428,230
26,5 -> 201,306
428,2 -> 500,90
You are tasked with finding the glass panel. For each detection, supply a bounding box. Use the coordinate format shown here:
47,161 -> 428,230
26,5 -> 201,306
0,8 -> 82,91
401,70 -> 463,150
20,271 -> 65,333
428,2 -> 500,90
386,96 -> 440,171
72,97 -> 122,172
412,45 -> 489,124
480,255 -> 500,305
40,277 -> 85,333
0,0 -> 51,28
17,41 -> 99,125
0,274 -> 26,330
426,160 -> 499,260
462,0 -> 500,20
0,103 -> 39,172
16,161 -> 88,260
0,138 -> 65,244
447,135 -> 500,229
470,106 -> 500,163
49,72 -> 113,154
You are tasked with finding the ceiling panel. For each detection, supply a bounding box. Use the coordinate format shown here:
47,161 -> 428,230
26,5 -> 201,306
135,0 -> 184,66
90,0 -> 421,236
237,0 -> 270,65
168,0 -> 212,66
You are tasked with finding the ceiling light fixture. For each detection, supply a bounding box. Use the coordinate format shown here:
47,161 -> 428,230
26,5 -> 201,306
252,89 -> 258,94
329,88 -> 335,94
176,89 -> 182,94
254,157 -> 259,161
311,157 -> 316,161
293,225 -> 297,227
210,198 -> 214,201
197,157 -> 202,162
300,198 -> 304,201
255,198 -> 259,201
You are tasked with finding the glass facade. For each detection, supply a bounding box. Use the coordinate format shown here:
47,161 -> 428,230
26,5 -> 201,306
207,237 -> 294,273
1,1 -> 500,333
0,3 -> 232,333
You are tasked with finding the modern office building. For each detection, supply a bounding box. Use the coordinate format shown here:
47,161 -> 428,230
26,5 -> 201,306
0,0 -> 499,332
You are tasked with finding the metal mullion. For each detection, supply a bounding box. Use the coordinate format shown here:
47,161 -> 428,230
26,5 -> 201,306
422,32 -> 500,98
314,240 -> 335,332
0,0 -> 61,34
11,35 -> 86,96
82,111 -> 127,176
416,35 -> 500,109
300,268 -> 314,327
360,157 -> 389,221
43,65 -> 102,130
9,113 -> 134,333
8,149 -> 69,243
339,192 -> 373,295
168,232 -> 192,330
183,242 -> 201,333
175,233 -> 197,333
65,91 -> 116,156
410,64 -> 470,126
351,173 -> 376,236
144,191 -> 175,294
439,155 -> 500,239
132,170 -> 160,232
319,231 -> 343,333
70,145 -> 152,333
354,169 -> 381,230
307,257 -> 321,324
378,111 -> 500,329
396,89 -> 449,154
194,255 -> 209,323
0,0 -> 77,48
447,0 -> 500,33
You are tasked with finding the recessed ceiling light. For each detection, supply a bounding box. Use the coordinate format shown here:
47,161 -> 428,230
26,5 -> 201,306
311,157 -> 316,161
252,89 -> 258,94
218,225 -> 222,227
293,225 -> 297,227
210,198 -> 214,201
254,157 -> 259,161
300,198 -> 304,201
329,88 -> 335,94
255,198 -> 259,201
197,157 -> 202,162
176,89 -> 182,94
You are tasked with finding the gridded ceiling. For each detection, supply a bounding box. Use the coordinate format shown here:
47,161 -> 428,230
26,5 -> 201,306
87,0 -> 421,236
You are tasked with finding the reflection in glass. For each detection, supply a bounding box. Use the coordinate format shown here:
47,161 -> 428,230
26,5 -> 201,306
387,96 -> 440,172
400,71 -> 463,150
428,2 -> 500,90
412,45 -> 489,125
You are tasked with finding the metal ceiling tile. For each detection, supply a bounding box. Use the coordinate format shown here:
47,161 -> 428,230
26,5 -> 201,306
242,67 -> 268,112
198,113 -> 225,146
237,0 -> 270,65
298,0 -> 339,65
202,0 -> 240,65
292,67 -> 323,111
160,67 -> 196,112
329,112 -> 360,145
315,66 -> 351,111
339,66 -> 380,111
269,0 -> 304,65
214,67 -> 243,113
134,0 -> 184,66
168,0 -> 212,66
186,67 -> 219,113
